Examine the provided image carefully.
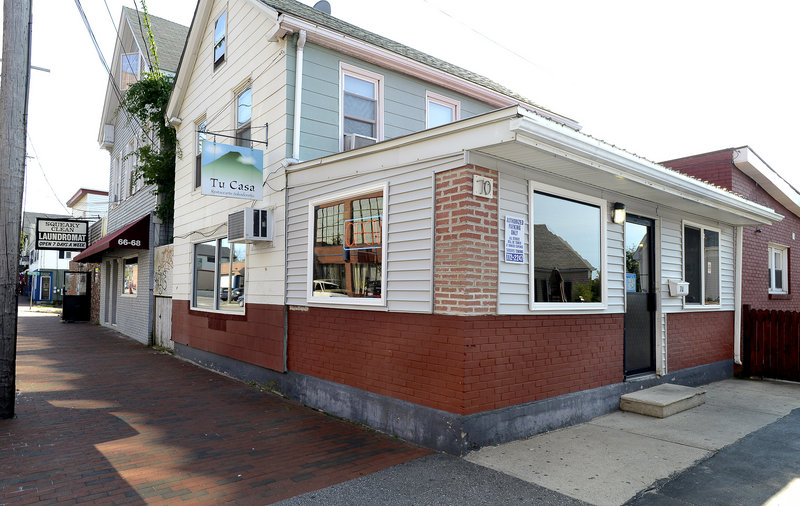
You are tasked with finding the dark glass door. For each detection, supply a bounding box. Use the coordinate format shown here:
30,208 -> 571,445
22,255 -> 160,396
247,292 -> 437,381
624,215 -> 656,375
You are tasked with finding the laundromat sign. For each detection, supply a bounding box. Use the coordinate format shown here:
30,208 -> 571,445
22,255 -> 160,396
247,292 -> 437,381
36,218 -> 89,251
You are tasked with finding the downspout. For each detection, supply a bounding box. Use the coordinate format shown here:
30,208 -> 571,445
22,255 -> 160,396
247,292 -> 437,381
734,225 -> 743,365
291,30 -> 306,162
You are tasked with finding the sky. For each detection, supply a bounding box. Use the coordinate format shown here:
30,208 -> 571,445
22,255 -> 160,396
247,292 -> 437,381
12,0 -> 799,215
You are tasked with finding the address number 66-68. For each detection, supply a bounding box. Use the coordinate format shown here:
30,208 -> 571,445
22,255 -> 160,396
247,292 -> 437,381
117,238 -> 141,247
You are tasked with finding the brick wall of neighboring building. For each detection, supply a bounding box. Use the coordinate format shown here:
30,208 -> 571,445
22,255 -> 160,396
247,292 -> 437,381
288,307 -> 624,415
663,150 -> 734,192
434,165 -> 498,315
665,149 -> 800,311
172,300 -> 284,372
667,311 -> 733,371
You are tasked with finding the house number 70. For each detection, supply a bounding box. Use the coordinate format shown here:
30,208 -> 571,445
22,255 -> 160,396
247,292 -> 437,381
473,175 -> 494,199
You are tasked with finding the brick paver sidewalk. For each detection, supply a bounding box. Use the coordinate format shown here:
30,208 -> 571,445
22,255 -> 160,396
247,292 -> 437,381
1,305 -> 430,504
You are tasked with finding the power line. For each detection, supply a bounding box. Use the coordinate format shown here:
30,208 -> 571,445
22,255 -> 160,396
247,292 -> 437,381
73,0 -> 158,147
26,135 -> 71,214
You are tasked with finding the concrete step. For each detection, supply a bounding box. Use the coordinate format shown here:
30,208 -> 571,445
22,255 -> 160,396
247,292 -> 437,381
620,384 -> 706,418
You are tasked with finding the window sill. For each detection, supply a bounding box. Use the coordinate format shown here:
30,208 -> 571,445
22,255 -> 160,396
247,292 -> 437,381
768,293 -> 792,300
681,303 -> 723,311
188,306 -> 247,320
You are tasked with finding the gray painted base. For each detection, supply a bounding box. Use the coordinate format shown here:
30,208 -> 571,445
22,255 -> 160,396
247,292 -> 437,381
174,343 -> 732,455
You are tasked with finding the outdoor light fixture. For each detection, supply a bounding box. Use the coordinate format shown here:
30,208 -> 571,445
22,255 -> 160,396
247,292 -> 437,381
612,202 -> 626,224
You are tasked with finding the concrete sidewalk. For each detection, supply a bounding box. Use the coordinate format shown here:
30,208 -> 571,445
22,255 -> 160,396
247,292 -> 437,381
465,377 -> 800,505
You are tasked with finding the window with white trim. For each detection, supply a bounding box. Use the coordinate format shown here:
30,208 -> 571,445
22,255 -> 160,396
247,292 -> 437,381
308,186 -> 386,304
213,11 -> 226,68
120,52 -> 139,90
122,257 -> 138,296
112,155 -> 120,203
683,223 -> 720,305
341,64 -> 382,148
236,87 -> 251,148
530,184 -> 606,309
426,91 -> 460,128
195,119 -> 206,188
769,243 -> 788,294
127,139 -> 137,196
192,238 -> 246,313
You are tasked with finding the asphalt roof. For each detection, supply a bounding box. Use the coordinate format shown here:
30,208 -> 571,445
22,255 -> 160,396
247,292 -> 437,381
122,6 -> 189,74
259,0 -> 564,121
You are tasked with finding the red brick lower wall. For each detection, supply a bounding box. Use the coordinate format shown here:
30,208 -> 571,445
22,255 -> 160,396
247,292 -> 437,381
288,307 -> 624,415
172,300 -> 284,372
463,314 -> 624,414
667,311 -> 733,371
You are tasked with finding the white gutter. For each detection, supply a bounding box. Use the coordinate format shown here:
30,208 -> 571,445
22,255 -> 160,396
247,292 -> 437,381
291,30 -> 306,162
733,147 -> 800,217
511,112 -> 782,225
275,15 -> 581,131
734,225 -> 743,365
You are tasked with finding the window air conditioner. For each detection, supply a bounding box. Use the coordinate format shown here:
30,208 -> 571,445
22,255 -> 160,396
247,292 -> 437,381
343,133 -> 377,152
227,208 -> 273,243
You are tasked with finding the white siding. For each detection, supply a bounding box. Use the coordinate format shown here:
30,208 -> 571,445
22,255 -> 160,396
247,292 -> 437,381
286,155 -> 464,312
171,1 -> 289,307
659,211 -> 735,314
496,164 -> 625,315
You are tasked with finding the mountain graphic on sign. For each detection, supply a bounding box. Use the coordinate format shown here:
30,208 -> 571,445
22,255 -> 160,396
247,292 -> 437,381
203,150 -> 263,182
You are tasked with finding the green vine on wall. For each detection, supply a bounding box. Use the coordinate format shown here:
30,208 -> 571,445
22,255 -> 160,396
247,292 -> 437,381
117,0 -> 176,231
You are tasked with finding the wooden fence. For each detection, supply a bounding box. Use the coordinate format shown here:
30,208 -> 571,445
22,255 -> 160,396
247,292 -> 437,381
741,305 -> 800,382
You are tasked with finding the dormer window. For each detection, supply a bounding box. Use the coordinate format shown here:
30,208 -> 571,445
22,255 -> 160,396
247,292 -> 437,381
213,11 -> 226,68
120,53 -> 139,90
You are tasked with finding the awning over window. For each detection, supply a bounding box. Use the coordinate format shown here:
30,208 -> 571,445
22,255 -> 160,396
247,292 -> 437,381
73,214 -> 150,263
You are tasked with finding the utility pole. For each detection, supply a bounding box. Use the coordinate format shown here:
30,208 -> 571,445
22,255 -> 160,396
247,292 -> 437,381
0,0 -> 33,419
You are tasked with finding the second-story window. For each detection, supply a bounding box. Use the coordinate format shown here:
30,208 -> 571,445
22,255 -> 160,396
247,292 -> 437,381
127,139 -> 137,196
426,91 -> 460,128
195,120 -> 206,188
214,11 -> 226,68
120,52 -> 139,90
112,155 -> 120,203
236,87 -> 251,148
341,64 -> 382,149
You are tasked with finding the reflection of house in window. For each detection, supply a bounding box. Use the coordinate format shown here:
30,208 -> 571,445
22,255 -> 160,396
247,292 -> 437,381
533,224 -> 597,302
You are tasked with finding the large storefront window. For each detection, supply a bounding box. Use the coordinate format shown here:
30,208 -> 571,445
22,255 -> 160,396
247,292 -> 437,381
531,186 -> 605,308
683,223 -> 720,306
192,238 -> 246,312
310,189 -> 384,302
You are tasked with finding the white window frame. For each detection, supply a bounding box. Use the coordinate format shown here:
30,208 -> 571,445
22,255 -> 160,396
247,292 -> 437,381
190,236 -> 248,314
112,155 -> 120,203
213,10 -> 227,69
127,139 -> 136,197
425,91 -> 461,128
195,118 -> 207,189
120,52 -> 140,90
306,183 -> 388,307
339,63 -> 384,151
529,182 -> 608,312
235,86 -> 252,148
682,221 -> 722,308
121,255 -> 139,297
768,243 -> 789,294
